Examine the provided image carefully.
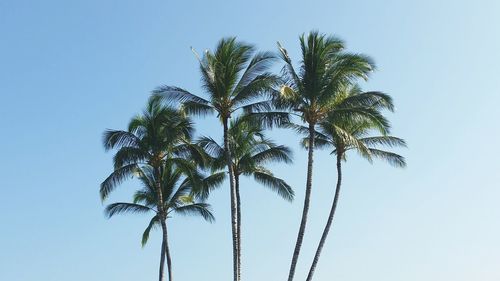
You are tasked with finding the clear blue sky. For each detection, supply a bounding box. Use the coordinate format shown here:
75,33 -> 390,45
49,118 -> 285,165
1,0 -> 499,280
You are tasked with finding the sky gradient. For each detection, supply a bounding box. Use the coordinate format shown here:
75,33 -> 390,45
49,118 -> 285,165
1,0 -> 499,280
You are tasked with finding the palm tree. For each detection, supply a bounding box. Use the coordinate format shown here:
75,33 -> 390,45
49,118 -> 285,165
304,85 -> 407,281
197,117 -> 295,262
152,37 -> 281,281
105,164 -> 216,281
100,98 -> 220,281
276,31 -> 394,281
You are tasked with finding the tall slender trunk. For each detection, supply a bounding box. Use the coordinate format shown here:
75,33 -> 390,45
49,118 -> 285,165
160,220 -> 173,281
235,173 -> 242,278
223,118 -> 240,281
154,165 -> 169,281
305,152 -> 343,281
159,227 -> 166,281
287,122 -> 316,281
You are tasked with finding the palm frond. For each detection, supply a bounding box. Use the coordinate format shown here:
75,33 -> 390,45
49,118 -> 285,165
251,145 -> 293,165
113,147 -> 149,169
141,215 -> 160,247
197,136 -> 224,158
359,136 -> 407,148
277,41 -> 302,91
368,149 -> 407,168
168,183 -> 192,207
233,74 -> 280,109
181,101 -> 215,116
100,164 -> 139,201
234,51 -> 277,93
194,172 -> 226,200
332,124 -> 372,161
241,100 -> 275,114
329,107 -> 391,135
338,91 -> 394,112
133,190 -> 156,206
327,53 -> 375,85
300,136 -> 331,150
245,111 -> 291,129
105,202 -> 153,218
172,143 -> 211,168
152,85 -> 210,107
173,203 -> 215,223
253,170 -> 294,201
102,130 -> 140,151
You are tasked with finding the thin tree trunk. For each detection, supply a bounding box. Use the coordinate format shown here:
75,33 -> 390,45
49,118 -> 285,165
159,228 -> 166,281
287,122 -> 316,281
235,174 -> 242,278
154,165 -> 169,281
160,220 -> 173,281
223,118 -> 240,281
305,152 -> 343,281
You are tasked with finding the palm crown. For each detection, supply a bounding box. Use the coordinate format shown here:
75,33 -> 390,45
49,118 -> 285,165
198,117 -> 294,200
105,164 -> 215,247
277,31 -> 393,127
315,117 -> 407,167
100,98 -> 204,200
152,37 -> 280,119
302,83 -> 406,165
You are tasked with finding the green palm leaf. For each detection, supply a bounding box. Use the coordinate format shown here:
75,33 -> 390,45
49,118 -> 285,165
173,203 -> 215,223
105,202 -> 153,218
152,85 -> 210,107
253,169 -> 294,201
100,164 -> 139,201
103,130 -> 140,151
251,146 -> 293,165
141,215 -> 160,247
359,136 -> 407,148
368,148 -> 407,167
113,147 -> 150,169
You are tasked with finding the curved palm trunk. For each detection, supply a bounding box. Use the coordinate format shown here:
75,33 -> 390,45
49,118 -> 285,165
160,219 -> 173,281
235,174 -> 242,279
287,122 -> 316,281
223,118 -> 240,281
305,153 -> 343,281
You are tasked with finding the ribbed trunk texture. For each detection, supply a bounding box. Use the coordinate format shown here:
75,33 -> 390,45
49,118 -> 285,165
305,152 -> 343,281
223,118 -> 240,281
154,165 -> 169,281
235,174 -> 242,279
160,220 -> 173,281
159,230 -> 166,281
287,122 -> 316,281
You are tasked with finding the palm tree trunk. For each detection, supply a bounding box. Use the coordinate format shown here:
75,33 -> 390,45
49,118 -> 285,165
287,122 -> 316,281
160,220 -> 173,281
159,229 -> 166,281
305,152 -> 343,281
223,118 -> 240,281
235,174 -> 242,278
153,165 -> 169,281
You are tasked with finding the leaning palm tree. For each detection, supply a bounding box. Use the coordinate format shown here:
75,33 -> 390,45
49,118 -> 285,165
197,117 -> 294,260
100,98 -> 218,281
152,37 -> 281,281
275,31 -> 394,281
105,164 -> 216,281
304,85 -> 407,281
